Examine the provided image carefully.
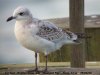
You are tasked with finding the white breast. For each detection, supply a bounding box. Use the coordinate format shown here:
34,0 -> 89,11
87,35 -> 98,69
15,22 -> 38,50
14,22 -> 56,54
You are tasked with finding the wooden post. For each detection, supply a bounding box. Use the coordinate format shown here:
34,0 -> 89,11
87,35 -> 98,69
69,0 -> 85,67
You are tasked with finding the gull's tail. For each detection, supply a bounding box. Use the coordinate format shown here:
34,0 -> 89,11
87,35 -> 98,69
65,31 -> 80,44
65,31 -> 91,44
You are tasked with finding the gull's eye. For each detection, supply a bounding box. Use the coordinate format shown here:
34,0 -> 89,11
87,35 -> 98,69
19,12 -> 24,16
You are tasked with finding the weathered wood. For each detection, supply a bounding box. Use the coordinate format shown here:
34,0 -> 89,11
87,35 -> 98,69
69,0 -> 85,67
46,15 -> 100,28
0,67 -> 100,75
85,28 -> 100,61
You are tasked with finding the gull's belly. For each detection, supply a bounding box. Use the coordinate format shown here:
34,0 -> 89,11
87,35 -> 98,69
15,30 -> 55,53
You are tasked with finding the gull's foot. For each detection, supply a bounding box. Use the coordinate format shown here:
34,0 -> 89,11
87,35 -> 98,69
42,68 -> 49,73
27,68 -> 39,74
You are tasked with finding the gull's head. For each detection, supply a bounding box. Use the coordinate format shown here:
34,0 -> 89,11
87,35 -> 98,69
7,6 -> 33,22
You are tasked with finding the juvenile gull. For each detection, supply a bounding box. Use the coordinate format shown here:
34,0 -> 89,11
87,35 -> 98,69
7,6 -> 79,72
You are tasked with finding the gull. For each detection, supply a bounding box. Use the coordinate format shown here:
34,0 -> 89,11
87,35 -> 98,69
7,6 -> 79,72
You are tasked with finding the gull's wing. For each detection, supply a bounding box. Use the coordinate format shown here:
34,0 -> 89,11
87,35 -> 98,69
36,20 -> 71,43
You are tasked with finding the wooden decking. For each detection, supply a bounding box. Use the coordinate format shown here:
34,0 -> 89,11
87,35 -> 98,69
0,62 -> 100,75
0,67 -> 100,75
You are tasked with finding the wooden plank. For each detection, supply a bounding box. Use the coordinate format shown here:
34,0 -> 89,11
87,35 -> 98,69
46,17 -> 100,28
69,0 -> 85,67
0,62 -> 100,68
0,62 -> 100,75
0,67 -> 100,75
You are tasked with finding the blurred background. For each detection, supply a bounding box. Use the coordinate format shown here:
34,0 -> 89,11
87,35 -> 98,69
0,0 -> 100,64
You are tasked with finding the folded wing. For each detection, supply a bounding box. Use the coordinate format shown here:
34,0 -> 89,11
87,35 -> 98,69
36,20 -> 78,44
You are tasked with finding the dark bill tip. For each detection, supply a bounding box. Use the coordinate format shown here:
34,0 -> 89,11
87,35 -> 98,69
6,16 -> 15,22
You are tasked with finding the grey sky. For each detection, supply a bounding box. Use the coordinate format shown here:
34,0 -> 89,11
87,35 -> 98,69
0,0 -> 100,64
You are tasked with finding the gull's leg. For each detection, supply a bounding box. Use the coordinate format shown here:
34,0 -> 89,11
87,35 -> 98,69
34,52 -> 38,71
43,55 -> 48,72
45,55 -> 48,71
27,52 -> 38,73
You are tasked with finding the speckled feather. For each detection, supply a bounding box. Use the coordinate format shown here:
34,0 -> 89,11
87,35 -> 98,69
35,20 -> 74,43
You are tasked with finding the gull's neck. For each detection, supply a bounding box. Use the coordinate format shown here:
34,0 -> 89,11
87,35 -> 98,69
16,18 -> 33,25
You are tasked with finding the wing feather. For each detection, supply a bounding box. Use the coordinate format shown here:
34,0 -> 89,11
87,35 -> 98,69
36,21 -> 66,42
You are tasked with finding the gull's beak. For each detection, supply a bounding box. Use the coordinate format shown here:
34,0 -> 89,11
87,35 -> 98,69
6,16 -> 16,22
